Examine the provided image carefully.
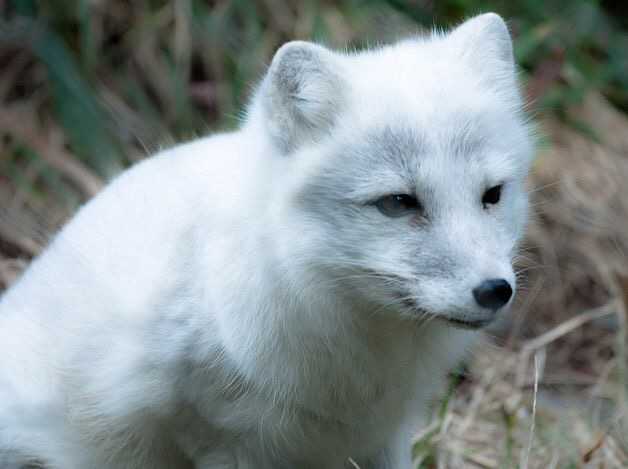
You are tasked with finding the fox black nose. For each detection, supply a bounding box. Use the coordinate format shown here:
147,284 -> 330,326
473,279 -> 513,310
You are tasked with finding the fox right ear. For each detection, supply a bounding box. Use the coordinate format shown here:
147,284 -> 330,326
450,13 -> 514,67
261,41 -> 346,154
448,13 -> 516,92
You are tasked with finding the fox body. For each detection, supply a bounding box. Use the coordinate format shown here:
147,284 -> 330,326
0,13 -> 533,469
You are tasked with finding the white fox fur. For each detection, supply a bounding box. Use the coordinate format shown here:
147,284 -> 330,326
0,13 -> 533,469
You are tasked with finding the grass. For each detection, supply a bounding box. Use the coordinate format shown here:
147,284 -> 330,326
1,1 -> 627,467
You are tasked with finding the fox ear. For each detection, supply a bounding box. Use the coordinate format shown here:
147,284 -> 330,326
261,41 -> 346,154
449,13 -> 515,82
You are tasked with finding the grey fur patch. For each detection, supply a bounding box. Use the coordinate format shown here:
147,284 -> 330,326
445,120 -> 487,158
361,125 -> 425,182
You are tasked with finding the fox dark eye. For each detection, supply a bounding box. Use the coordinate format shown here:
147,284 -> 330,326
482,184 -> 502,207
375,194 -> 420,218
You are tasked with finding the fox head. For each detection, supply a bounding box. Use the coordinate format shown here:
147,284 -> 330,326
252,13 -> 534,329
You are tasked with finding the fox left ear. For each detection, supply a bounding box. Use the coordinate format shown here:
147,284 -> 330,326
449,13 -> 515,83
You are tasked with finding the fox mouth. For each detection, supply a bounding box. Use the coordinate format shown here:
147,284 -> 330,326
397,296 -> 493,330
443,317 -> 492,330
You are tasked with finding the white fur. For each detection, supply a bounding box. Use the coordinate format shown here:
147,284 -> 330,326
0,13 -> 533,469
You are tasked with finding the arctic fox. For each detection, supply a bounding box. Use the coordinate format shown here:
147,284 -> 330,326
0,13 -> 533,469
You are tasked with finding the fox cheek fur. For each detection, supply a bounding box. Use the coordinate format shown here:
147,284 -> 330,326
0,13 -> 533,469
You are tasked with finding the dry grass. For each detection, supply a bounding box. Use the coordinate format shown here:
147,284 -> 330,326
416,342 -> 627,468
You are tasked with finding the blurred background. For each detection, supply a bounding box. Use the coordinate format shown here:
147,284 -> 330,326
0,0 -> 627,467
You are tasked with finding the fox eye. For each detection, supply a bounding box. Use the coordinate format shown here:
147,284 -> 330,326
375,194 -> 420,218
482,184 -> 502,207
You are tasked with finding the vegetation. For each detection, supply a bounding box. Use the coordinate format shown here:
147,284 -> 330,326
1,1 -> 627,467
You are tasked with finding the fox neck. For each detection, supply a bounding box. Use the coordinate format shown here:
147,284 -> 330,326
215,231 -> 419,411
